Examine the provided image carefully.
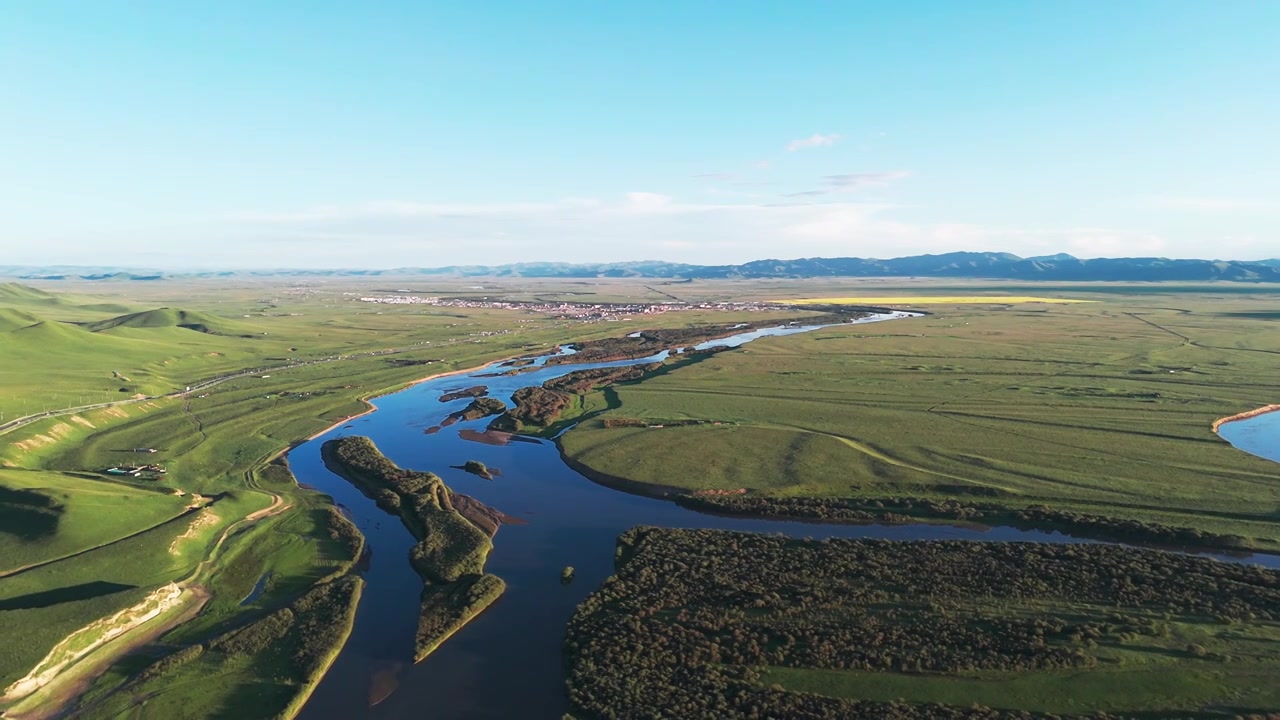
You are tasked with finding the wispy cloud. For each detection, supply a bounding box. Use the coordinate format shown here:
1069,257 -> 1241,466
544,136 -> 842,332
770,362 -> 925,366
785,171 -> 909,197
824,171 -> 910,189
786,133 -> 840,151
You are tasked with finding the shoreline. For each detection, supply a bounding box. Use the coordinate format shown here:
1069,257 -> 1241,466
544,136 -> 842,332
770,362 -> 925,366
1212,404 -> 1280,432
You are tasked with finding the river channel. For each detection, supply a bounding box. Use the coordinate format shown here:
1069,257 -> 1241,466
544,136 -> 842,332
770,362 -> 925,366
290,313 -> 1280,719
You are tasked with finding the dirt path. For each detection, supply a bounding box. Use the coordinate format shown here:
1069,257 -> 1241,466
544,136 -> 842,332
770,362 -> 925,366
2,586 -> 211,720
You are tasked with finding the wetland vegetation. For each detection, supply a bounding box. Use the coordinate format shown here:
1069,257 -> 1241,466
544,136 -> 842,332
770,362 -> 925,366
565,527 -> 1280,718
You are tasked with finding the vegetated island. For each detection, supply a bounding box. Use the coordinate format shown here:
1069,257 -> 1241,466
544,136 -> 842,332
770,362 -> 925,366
452,396 -> 507,422
457,460 -> 497,480
321,436 -> 505,662
489,363 -> 661,433
439,385 -> 489,403
565,527 -> 1280,719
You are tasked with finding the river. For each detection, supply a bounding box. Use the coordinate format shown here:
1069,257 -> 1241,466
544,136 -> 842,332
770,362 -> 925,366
289,313 -> 1280,719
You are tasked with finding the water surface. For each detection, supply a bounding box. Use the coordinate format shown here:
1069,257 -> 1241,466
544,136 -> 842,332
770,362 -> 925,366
1218,409 -> 1280,465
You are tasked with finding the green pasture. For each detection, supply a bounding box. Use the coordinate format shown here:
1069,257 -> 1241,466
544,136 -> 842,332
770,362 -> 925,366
562,294 -> 1280,546
762,612 -> 1280,714
0,468 -> 188,575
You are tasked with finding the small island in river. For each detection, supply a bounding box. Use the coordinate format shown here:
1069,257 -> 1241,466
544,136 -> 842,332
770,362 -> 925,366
321,436 -> 506,662
439,385 -> 489,403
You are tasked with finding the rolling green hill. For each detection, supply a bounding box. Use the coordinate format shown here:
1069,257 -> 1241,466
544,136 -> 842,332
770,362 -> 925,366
85,308 -> 251,336
75,303 -> 136,315
0,283 -> 64,306
0,309 -> 42,332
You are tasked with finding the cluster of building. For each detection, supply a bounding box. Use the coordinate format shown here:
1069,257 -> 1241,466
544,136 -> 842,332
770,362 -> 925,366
357,295 -> 776,322
105,464 -> 167,477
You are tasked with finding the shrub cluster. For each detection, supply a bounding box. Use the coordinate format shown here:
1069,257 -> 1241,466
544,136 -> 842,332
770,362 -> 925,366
543,363 -> 661,394
564,527 -> 1280,719
322,505 -> 363,561
454,396 -> 507,421
414,573 -> 505,661
133,576 -> 362,694
491,386 -> 572,430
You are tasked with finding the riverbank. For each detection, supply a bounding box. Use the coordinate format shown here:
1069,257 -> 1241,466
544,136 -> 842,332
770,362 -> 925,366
278,578 -> 365,720
1213,403 -> 1280,431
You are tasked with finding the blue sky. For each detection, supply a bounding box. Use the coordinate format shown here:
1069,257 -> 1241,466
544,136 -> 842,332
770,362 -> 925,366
2,1 -> 1277,268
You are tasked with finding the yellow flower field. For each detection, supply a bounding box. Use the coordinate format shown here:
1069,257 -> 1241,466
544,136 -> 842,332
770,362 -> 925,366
778,296 -> 1094,305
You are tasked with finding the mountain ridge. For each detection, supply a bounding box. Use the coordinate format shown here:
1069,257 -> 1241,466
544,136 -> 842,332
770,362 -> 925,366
5,252 -> 1280,282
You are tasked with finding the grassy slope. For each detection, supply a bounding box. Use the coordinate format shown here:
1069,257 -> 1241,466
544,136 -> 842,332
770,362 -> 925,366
561,295 -> 1280,546
0,468 -> 188,574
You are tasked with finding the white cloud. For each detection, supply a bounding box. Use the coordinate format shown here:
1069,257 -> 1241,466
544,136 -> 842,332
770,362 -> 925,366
622,192 -> 676,214
786,133 -> 841,151
214,194 -> 1184,267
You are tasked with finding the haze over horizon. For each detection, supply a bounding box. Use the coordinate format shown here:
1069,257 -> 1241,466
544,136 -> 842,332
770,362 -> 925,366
2,2 -> 1277,269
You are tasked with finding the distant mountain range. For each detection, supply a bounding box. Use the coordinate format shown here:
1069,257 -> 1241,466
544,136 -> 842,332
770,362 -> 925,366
5,252 -> 1280,282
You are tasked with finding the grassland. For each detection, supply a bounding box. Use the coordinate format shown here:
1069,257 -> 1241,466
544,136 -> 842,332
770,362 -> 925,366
1,276 -> 797,716
6,276 -> 1280,717
561,291 -> 1280,548
0,468 -> 189,574
566,527 -> 1280,718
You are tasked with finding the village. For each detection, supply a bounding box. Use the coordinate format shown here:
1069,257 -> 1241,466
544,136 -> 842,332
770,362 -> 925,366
356,295 -> 778,322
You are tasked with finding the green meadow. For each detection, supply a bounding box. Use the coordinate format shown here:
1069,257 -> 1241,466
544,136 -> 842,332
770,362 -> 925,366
5,276 -> 1280,716
0,468 -> 188,575
561,290 -> 1280,547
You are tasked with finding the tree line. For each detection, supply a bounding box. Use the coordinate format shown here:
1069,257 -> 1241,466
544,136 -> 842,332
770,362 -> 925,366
675,495 -> 1255,551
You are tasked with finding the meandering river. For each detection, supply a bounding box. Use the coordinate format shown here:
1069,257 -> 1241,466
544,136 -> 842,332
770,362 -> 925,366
289,313 -> 1280,719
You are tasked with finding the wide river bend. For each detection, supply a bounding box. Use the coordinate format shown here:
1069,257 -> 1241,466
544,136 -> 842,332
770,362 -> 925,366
290,313 -> 1280,719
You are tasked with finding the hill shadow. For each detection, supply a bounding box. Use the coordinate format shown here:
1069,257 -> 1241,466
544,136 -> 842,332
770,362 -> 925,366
0,581 -> 136,610
0,486 -> 64,541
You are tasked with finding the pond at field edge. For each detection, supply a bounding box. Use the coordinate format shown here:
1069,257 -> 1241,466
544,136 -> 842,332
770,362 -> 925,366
290,313 -> 1280,720
1217,408 -> 1280,466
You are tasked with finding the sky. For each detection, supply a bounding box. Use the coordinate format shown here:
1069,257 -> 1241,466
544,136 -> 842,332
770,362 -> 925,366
1,1 -> 1277,269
